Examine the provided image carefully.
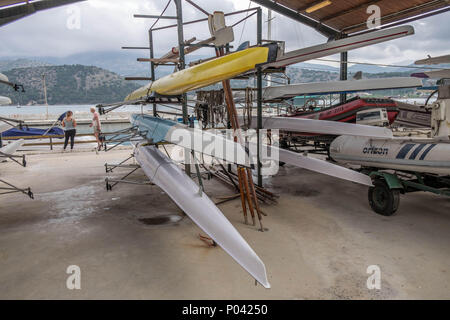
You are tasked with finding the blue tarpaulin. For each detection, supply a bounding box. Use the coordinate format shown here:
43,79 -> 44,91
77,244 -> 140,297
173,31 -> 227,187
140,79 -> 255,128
58,112 -> 67,122
1,112 -> 66,139
1,126 -> 64,138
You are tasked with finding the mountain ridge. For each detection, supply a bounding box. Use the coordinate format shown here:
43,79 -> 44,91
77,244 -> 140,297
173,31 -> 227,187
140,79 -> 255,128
0,64 -> 141,105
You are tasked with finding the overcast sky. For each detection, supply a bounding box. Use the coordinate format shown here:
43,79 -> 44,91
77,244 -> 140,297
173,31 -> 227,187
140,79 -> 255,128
1,0 -> 449,68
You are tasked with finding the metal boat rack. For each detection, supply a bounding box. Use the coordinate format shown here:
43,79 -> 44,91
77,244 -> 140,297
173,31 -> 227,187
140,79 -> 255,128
0,78 -> 24,92
96,96 -> 183,115
0,116 -> 25,148
0,150 -> 26,167
101,126 -> 147,152
0,179 -> 33,199
104,153 -> 153,192
0,133 -> 33,199
102,125 -> 158,191
105,0 -> 272,185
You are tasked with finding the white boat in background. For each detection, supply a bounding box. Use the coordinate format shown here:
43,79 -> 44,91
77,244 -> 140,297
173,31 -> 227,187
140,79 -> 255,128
0,96 -> 12,106
262,77 -> 423,102
330,136 -> 450,175
0,73 -> 13,106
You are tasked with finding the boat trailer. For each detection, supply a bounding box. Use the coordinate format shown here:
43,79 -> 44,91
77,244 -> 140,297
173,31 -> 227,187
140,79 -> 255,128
365,169 -> 450,216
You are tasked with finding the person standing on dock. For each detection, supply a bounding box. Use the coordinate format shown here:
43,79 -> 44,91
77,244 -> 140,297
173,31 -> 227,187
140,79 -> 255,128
89,107 -> 102,151
62,111 -> 77,151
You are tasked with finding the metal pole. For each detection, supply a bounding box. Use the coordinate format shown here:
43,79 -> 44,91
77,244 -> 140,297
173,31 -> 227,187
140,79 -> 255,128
256,7 -> 263,187
175,0 -> 187,123
149,28 -> 157,117
339,34 -> 348,104
267,9 -> 272,85
174,0 -> 190,176
226,43 -> 232,173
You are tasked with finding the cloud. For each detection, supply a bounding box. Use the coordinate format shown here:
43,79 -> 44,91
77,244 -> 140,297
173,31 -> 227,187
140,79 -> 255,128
347,13 -> 450,65
0,0 -> 241,58
0,0 -> 449,68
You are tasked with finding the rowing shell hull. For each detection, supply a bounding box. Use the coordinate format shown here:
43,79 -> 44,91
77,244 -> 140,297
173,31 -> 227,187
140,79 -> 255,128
130,114 -> 250,166
265,26 -> 414,68
126,47 -> 270,100
125,26 -> 414,100
0,139 -> 24,155
330,136 -> 450,175
0,96 -> 12,106
134,145 -> 270,288
0,121 -> 14,134
262,77 -> 422,102
0,73 -> 8,82
239,115 -> 393,139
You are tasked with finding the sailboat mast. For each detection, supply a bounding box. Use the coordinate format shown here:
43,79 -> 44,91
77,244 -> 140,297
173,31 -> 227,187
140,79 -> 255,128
42,74 -> 48,119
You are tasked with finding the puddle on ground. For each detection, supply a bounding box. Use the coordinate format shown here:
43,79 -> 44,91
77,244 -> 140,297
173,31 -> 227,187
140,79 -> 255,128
138,214 -> 183,226
292,188 -> 321,197
38,185 -> 101,223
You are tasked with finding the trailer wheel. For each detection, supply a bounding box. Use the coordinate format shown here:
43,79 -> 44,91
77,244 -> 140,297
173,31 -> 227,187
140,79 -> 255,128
368,179 -> 400,216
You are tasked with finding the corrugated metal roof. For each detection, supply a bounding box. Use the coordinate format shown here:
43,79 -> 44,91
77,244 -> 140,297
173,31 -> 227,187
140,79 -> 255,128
255,0 -> 450,34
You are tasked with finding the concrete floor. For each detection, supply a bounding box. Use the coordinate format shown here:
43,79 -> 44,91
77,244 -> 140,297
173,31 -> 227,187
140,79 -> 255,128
0,148 -> 449,299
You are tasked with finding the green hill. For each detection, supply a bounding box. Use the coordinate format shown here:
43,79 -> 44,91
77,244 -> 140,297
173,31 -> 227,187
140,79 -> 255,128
0,65 -> 141,105
0,58 -> 52,71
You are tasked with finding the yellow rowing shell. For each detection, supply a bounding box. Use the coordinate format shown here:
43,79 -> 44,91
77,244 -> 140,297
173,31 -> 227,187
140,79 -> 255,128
125,46 -> 269,101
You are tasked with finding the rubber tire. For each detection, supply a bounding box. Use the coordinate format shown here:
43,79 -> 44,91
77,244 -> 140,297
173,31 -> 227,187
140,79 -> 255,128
368,179 -> 400,216
279,139 -> 287,167
326,145 -> 336,162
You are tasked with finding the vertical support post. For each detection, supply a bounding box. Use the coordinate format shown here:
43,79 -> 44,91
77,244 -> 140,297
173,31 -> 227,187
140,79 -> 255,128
226,43 -> 232,173
149,28 -> 157,117
174,0 -> 190,176
256,7 -> 263,187
175,0 -> 187,124
339,34 -> 348,104
266,8 -> 272,86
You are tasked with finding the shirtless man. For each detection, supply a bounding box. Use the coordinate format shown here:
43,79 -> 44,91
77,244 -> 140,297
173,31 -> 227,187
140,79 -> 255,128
89,107 -> 102,151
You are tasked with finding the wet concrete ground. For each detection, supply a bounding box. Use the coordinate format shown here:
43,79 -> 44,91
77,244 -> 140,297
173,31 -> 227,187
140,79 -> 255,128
0,148 -> 449,299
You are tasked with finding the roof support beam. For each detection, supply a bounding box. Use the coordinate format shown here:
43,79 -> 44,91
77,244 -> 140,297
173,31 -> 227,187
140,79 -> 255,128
250,0 -> 339,38
0,0 -> 85,26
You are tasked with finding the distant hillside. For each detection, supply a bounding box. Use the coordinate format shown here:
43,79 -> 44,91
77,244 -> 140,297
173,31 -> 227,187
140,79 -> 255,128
0,51 -> 204,78
286,67 -> 340,83
0,58 -> 52,71
0,65 -> 141,105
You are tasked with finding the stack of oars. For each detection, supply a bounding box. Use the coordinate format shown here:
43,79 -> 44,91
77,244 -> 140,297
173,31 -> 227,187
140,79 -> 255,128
214,47 -> 270,232
210,168 -> 278,206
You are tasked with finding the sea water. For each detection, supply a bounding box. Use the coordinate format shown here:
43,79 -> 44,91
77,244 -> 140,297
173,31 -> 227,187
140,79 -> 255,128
0,104 -> 155,118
